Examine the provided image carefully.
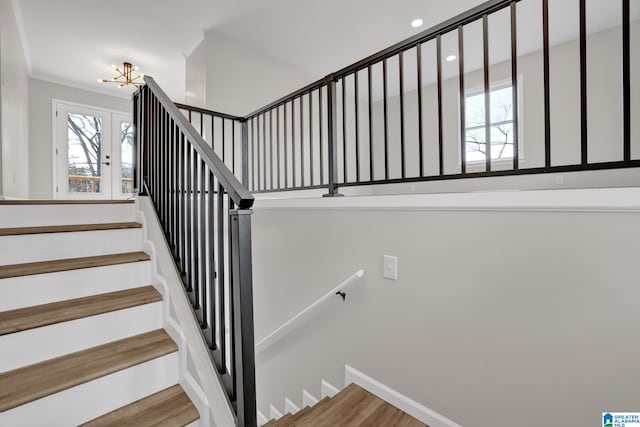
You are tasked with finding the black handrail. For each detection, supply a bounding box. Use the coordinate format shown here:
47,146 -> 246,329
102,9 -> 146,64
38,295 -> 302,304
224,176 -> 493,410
144,76 -> 254,209
134,77 -> 256,427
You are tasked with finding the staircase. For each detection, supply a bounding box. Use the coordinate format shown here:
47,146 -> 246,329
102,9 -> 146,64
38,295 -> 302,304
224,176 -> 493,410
263,384 -> 426,427
0,200 -> 200,426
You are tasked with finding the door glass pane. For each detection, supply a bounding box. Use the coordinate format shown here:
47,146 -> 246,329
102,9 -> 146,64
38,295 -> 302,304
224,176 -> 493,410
121,121 -> 133,193
67,113 -> 103,193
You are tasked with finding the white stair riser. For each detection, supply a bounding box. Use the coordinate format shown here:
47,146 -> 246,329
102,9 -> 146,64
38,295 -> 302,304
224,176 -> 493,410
1,353 -> 179,427
0,261 -> 152,311
0,302 -> 163,371
0,204 -> 136,228
0,229 -> 143,264
270,404 -> 283,420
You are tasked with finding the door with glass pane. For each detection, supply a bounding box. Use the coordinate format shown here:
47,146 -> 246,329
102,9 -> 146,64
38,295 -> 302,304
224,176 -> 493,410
55,102 -> 132,199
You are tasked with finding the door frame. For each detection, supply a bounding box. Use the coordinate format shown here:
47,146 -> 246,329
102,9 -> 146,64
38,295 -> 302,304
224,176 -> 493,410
52,99 -> 131,200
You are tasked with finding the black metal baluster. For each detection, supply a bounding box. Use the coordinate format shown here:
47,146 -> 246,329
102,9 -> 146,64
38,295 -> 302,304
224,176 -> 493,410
483,15 -> 492,172
193,152 -> 201,312
342,77 -> 347,182
399,51 -> 406,179
354,71 -> 361,182
309,92 -> 314,186
459,26 -> 466,174
222,117 -> 226,165
276,108 -> 281,189
326,78 -> 339,196
207,169 -> 216,348
292,100 -> 297,188
368,65 -> 374,180
178,133 -> 186,274
269,110 -> 274,189
319,88 -> 324,184
579,0 -> 588,165
262,114 -> 267,190
217,182 -> 227,374
437,35 -> 444,175
417,43 -> 424,177
253,118 -> 257,191
543,0 -> 551,167
383,58 -> 389,180
623,0 -> 631,161
232,120 -> 236,175
300,96 -> 305,187
199,158 -> 207,325
284,103 -> 289,188
185,141 -> 194,295
258,115 -> 262,191
511,2 -> 520,170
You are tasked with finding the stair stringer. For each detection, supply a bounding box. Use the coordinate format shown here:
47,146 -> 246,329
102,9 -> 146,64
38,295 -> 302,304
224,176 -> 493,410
136,197 -> 235,427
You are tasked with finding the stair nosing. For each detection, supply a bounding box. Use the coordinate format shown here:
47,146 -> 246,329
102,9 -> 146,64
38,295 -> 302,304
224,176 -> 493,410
0,252 -> 151,279
0,222 -> 142,237
0,285 -> 162,336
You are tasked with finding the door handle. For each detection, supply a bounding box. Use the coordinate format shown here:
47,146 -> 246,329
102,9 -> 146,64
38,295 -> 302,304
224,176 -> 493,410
102,161 -> 110,166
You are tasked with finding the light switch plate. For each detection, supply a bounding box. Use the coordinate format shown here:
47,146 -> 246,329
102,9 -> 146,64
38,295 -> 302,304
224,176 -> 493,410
383,255 -> 398,280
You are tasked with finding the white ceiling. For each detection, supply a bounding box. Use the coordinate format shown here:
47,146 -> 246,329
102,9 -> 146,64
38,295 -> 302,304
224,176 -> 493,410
13,0 -> 635,104
13,0 -> 484,101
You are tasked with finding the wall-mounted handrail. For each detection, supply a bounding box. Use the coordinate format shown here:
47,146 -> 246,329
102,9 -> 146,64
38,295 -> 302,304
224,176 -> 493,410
142,76 -> 254,209
255,269 -> 364,354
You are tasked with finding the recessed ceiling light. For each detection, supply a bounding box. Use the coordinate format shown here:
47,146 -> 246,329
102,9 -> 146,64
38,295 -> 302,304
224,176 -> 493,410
446,55 -> 457,62
411,18 -> 423,28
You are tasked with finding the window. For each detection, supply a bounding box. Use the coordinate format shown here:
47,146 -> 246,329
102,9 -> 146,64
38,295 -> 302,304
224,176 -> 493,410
464,83 -> 518,163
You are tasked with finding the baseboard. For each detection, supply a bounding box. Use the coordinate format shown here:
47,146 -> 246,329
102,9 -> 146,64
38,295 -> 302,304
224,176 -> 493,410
284,397 -> 300,414
182,373 -> 211,427
302,389 -> 319,407
270,404 -> 283,420
257,410 -> 268,426
344,365 -> 462,427
320,379 -> 340,398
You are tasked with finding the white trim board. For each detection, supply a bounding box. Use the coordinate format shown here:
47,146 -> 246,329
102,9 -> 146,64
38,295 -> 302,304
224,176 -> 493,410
253,187 -> 640,213
345,365 -> 462,427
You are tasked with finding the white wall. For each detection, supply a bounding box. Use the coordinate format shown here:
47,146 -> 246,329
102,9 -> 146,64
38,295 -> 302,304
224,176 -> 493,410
0,0 -> 29,198
251,195 -> 640,427
28,78 -> 131,199
185,31 -> 312,117
185,41 -> 206,108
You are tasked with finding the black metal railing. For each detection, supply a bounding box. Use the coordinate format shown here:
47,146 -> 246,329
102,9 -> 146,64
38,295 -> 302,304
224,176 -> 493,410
133,76 -> 256,427
239,0 -> 638,195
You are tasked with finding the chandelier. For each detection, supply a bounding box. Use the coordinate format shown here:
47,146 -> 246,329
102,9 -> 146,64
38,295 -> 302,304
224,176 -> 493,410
98,62 -> 144,88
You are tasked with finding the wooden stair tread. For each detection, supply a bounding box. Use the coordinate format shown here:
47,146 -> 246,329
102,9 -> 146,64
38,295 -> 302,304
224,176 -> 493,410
0,252 -> 150,279
275,405 -> 312,426
277,397 -> 332,426
79,384 -> 199,427
0,200 -> 134,205
0,286 -> 162,335
293,384 -> 428,427
0,222 -> 142,236
0,329 -> 177,412
359,401 -> 427,426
